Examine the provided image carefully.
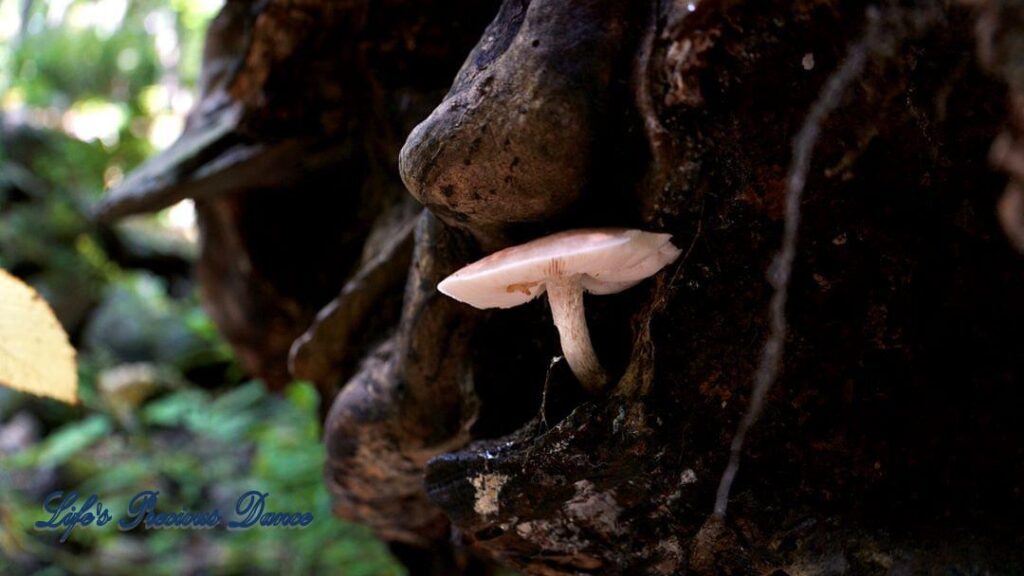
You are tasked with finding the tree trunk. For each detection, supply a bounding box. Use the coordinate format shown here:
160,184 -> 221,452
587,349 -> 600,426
100,0 -> 1024,574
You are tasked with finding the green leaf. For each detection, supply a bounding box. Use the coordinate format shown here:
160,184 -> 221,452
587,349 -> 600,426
32,415 -> 111,467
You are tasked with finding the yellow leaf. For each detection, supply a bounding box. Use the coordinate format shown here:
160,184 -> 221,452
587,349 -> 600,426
0,268 -> 78,404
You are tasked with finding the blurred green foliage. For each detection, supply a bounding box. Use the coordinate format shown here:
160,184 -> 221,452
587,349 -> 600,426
0,1 -> 405,574
1,380 -> 402,576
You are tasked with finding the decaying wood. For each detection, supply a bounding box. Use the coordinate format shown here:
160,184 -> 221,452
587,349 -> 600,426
323,211 -> 479,545
95,0 -> 500,392
101,0 -> 1024,574
95,0 -> 502,571
289,204 -> 417,394
399,0 -> 643,250
408,1 -> 1024,574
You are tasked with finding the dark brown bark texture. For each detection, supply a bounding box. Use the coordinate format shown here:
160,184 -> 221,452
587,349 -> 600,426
98,0 -> 1024,574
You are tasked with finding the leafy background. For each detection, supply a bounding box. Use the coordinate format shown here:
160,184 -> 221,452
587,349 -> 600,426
0,1 -> 404,573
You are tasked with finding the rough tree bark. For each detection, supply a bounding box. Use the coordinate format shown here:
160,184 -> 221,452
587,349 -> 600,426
99,1 -> 1024,574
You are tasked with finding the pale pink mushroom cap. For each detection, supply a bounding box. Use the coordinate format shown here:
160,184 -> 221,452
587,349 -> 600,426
438,228 -> 682,309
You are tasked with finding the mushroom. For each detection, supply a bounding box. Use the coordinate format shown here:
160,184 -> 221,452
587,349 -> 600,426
438,228 -> 682,392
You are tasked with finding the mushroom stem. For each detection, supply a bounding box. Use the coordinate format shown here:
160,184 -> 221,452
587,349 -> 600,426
546,276 -> 608,392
